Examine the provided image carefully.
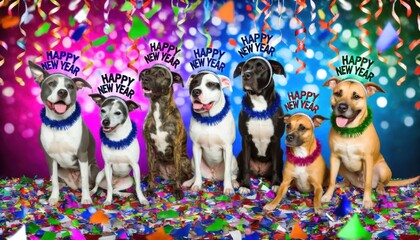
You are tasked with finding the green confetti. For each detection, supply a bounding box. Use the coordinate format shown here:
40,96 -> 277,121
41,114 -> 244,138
206,218 -> 228,232
169,196 -> 176,203
65,208 -> 75,215
381,208 -> 390,214
21,176 -> 33,184
237,218 -> 244,232
408,225 -> 418,235
371,192 -> 377,201
47,217 -> 60,226
201,203 -> 210,209
270,223 -> 278,230
69,15 -> 75,27
41,231 -> 56,240
104,24 -> 115,34
413,211 -> 420,219
28,222 -> 40,234
128,16 -> 150,39
387,219 -> 395,228
157,209 -> 179,219
35,22 -> 51,37
145,4 -> 162,19
71,219 -> 80,228
120,1 -> 134,11
164,225 -> 174,234
61,231 -> 70,238
285,234 -> 291,240
92,225 -> 101,234
363,217 -> 376,226
337,214 -> 372,240
106,58 -> 114,65
216,195 -> 229,201
92,36 -> 109,47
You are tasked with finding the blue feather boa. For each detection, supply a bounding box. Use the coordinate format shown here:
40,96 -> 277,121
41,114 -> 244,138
40,103 -> 81,130
192,95 -> 230,126
100,121 -> 137,150
242,93 -> 281,120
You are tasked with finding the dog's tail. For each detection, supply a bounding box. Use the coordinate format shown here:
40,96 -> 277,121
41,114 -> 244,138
386,175 -> 420,186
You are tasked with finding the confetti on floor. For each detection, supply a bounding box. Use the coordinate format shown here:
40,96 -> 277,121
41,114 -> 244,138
0,177 -> 419,239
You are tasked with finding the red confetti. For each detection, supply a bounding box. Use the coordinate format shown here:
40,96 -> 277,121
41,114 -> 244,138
415,101 -> 420,110
228,38 -> 237,47
414,66 -> 420,75
246,4 -> 252,11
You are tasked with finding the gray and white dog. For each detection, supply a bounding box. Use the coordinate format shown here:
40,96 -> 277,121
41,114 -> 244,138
89,94 -> 149,206
29,61 -> 99,205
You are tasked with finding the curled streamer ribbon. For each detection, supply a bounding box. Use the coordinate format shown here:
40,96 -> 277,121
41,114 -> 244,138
139,0 -> 151,25
33,0 -> 47,63
198,0 -> 212,48
172,0 -> 186,49
126,0 -> 140,74
80,1 -> 93,74
252,0 -> 262,34
358,0 -> 372,58
261,0 -> 272,45
393,0 -> 411,85
11,0 -> 27,86
327,0 -> 340,72
294,0 -> 307,74
103,0 -> 111,33
308,0 -> 316,35
0,1 -> 7,85
48,0 -> 61,50
269,0 -> 285,48
375,0 -> 387,63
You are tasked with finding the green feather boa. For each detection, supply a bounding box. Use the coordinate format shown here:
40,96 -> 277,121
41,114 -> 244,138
331,107 -> 373,138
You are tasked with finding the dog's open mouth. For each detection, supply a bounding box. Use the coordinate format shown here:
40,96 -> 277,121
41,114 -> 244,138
47,100 -> 68,114
143,87 -> 153,94
192,100 -> 214,112
335,110 -> 361,127
102,124 -> 119,133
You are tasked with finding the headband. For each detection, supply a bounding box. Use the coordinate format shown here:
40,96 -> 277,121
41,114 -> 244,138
244,56 -> 273,90
341,79 -> 368,96
292,112 -> 314,129
153,64 -> 173,88
104,96 -> 129,113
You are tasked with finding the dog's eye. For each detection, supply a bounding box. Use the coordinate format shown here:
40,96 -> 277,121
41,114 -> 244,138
352,95 -> 361,100
286,124 -> 291,129
100,109 -> 106,114
206,82 -> 215,88
298,125 -> 306,131
115,112 -> 121,116
258,66 -> 264,71
334,91 -> 342,97
68,85 -> 74,89
48,81 -> 56,87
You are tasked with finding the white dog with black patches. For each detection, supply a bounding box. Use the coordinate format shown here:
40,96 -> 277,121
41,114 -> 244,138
182,71 -> 239,195
89,94 -> 149,206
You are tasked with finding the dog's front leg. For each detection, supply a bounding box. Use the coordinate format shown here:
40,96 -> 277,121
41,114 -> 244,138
270,136 -> 282,192
78,157 -> 93,204
264,170 -> 293,211
321,152 -> 340,203
239,135 -> 252,194
145,143 -> 157,197
49,160 -> 60,205
173,141 -> 184,200
191,142 -> 203,192
362,156 -> 374,208
223,145 -> 234,195
103,163 -> 113,205
131,163 -> 149,206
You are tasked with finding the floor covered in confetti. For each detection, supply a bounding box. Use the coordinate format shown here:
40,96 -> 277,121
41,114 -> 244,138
0,177 -> 419,239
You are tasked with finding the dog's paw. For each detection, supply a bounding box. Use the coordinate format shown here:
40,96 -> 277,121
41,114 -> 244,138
116,192 -> 132,198
81,196 -> 93,205
48,196 -> 59,206
376,185 -> 387,195
232,180 -> 239,189
321,194 -> 332,203
223,187 -> 234,196
182,178 -> 195,188
173,189 -> 184,200
191,183 -> 202,192
90,188 -> 98,196
239,187 -> 251,195
271,185 -> 279,193
103,199 -> 112,206
263,203 -> 277,211
314,206 -> 324,215
363,199 -> 374,209
138,197 -> 149,206
144,189 -> 154,198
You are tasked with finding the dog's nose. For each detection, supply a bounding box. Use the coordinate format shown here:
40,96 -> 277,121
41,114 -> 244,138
142,76 -> 150,83
102,119 -> 110,127
192,89 -> 201,97
338,103 -> 348,113
57,89 -> 68,98
243,72 -> 251,81
286,134 -> 295,142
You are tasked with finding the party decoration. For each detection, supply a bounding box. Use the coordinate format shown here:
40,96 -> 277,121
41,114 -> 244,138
374,0 -> 388,63
41,231 -> 57,240
48,0 -> 62,50
120,1 -> 134,12
92,36 -> 109,47
89,209 -> 109,224
289,222 -> 308,239
34,22 -> 51,37
357,0 -> 372,58
200,0 -> 212,48
71,24 -> 87,41
392,0 -> 409,86
206,218 -> 228,232
0,15 -> 20,29
146,227 -> 173,240
71,228 -> 86,240
333,195 -> 353,217
308,0 -> 316,35
261,0 -> 272,40
269,0 -> 284,47
337,213 -> 372,240
157,209 -> 179,219
145,3 -> 161,19
10,0 -> 27,86
172,2 -> 185,49
376,22 -> 398,53
294,0 -> 307,74
170,224 -> 191,238
216,1 -> 234,23
327,0 -> 340,72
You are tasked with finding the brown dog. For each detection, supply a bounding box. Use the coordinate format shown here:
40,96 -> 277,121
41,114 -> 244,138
264,113 -> 328,214
321,77 -> 420,208
140,64 -> 192,200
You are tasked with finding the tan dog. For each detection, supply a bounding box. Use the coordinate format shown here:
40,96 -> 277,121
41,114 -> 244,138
321,77 -> 420,208
264,113 -> 328,214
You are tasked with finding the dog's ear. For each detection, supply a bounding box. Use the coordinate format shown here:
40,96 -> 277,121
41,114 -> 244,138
172,72 -> 184,87
28,61 -> 49,85
89,94 -> 106,107
268,60 -> 286,77
322,77 -> 341,90
186,74 -> 196,87
73,77 -> 92,90
312,115 -> 329,128
279,114 -> 291,123
233,62 -> 245,78
125,100 -> 140,112
218,75 -> 233,92
364,82 -> 385,96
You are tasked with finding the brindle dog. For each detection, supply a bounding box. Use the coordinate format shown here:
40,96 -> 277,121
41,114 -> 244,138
140,64 -> 192,200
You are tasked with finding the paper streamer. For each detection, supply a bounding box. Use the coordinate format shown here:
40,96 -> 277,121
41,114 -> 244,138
308,0 -> 316,35
126,0 -> 140,74
10,0 -> 28,86
198,0 -> 212,48
294,0 -> 307,74
139,0 -> 152,25
327,0 -> 340,72
80,1 -> 94,74
392,0 -> 408,86
269,0 -> 285,48
358,0 -> 372,58
48,0 -> 61,50
261,0 -> 272,45
375,0 -> 387,63
252,0 -> 262,34
172,0 -> 186,49
0,1 -> 7,85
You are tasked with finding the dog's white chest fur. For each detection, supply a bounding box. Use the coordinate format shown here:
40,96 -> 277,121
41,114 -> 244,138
102,139 -> 139,177
332,140 -> 364,172
150,103 -> 169,153
290,147 -> 311,192
40,118 -> 82,168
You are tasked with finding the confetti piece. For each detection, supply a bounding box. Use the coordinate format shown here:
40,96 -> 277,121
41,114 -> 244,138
74,4 -> 89,23
128,16 -> 150,39
334,195 -> 353,218
170,224 -> 190,238
40,231 -> 56,240
376,22 -> 398,53
157,209 -> 179,219
71,228 -> 86,240
290,222 -> 308,239
337,213 -> 372,240
90,210 -> 109,224
145,3 -> 161,19
34,22 -> 51,37
146,227 -> 173,240
206,218 -> 228,232
47,217 -> 61,226
69,15 -> 75,27
120,1 -> 134,12
216,1 -> 234,23
0,15 -> 20,29
71,25 -> 87,41
92,36 -> 109,47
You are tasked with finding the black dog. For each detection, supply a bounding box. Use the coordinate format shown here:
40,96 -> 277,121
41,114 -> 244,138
233,56 -> 286,194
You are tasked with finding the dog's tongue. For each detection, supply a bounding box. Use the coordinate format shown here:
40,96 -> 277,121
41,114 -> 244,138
202,103 -> 213,110
54,102 -> 67,114
193,102 -> 203,110
336,117 -> 349,128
